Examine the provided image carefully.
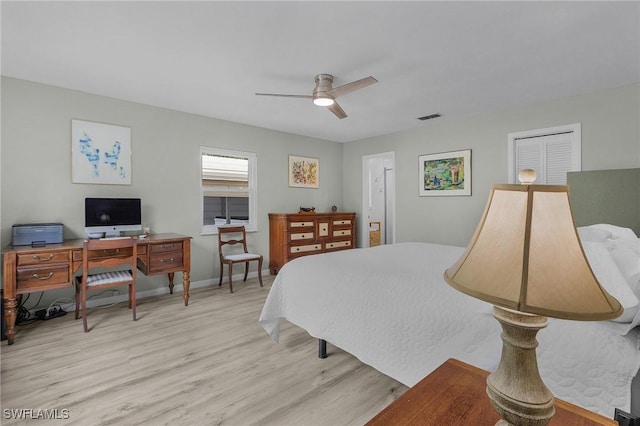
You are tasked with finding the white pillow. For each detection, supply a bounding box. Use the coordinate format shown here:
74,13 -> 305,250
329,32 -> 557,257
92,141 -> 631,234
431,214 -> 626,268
624,307 -> 640,335
582,241 -> 639,323
577,226 -> 612,243
587,224 -> 638,241
608,238 -> 640,287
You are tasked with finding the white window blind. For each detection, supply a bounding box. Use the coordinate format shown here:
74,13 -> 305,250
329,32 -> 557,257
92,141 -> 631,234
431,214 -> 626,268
202,153 -> 249,197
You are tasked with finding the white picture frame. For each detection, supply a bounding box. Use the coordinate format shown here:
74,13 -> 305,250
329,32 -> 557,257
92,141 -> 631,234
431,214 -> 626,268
71,119 -> 132,185
418,149 -> 471,196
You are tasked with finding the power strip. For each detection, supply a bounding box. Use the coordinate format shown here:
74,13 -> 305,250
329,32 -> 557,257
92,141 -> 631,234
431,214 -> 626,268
35,307 -> 67,321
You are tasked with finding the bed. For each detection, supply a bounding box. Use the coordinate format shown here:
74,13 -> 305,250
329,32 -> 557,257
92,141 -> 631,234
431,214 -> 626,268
259,169 -> 640,418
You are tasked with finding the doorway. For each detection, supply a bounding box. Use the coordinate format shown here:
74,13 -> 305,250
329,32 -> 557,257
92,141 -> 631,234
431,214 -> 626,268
362,152 -> 396,247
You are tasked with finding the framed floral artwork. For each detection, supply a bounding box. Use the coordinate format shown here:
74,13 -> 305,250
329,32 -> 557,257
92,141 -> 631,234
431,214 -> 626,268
419,149 -> 471,196
288,155 -> 319,189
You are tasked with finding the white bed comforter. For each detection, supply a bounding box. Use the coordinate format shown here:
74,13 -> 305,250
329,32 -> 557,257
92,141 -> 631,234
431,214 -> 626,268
259,242 -> 640,417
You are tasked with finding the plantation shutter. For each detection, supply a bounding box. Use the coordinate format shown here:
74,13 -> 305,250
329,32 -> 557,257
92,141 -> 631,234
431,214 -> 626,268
511,126 -> 580,184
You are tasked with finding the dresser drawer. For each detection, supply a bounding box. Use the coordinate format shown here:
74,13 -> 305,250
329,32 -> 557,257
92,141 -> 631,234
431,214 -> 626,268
290,221 -> 315,228
150,241 -> 183,254
325,240 -> 352,250
333,219 -> 352,226
332,229 -> 352,238
291,232 -> 315,241
149,252 -> 184,271
17,264 -> 70,290
17,252 -> 68,266
289,244 -> 322,255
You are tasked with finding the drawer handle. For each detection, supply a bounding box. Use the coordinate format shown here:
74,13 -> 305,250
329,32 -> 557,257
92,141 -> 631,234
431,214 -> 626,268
103,249 -> 119,255
161,244 -> 174,248
32,272 -> 54,280
160,258 -> 175,263
32,254 -> 54,262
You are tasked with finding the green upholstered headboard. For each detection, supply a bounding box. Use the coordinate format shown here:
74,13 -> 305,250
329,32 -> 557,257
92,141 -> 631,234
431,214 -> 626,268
567,168 -> 640,236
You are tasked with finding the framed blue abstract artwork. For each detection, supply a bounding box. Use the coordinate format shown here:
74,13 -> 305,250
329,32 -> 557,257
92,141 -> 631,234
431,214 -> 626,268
71,119 -> 132,185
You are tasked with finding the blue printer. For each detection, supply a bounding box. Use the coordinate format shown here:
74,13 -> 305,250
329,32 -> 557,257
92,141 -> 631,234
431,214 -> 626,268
12,223 -> 64,246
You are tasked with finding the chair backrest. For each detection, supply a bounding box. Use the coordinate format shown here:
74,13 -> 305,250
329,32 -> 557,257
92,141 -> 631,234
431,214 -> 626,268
81,237 -> 137,279
218,226 -> 249,259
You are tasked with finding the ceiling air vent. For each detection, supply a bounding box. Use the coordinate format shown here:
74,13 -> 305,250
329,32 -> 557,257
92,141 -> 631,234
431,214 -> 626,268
418,113 -> 441,121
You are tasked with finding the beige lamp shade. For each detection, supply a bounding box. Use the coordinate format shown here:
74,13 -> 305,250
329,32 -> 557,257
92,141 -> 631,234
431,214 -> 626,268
444,183 -> 622,320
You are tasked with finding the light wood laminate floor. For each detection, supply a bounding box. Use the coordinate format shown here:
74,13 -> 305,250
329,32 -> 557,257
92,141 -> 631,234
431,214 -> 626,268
1,276 -> 407,425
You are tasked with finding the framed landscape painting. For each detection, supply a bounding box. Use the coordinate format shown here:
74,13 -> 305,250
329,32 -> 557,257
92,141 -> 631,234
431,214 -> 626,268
288,155 -> 319,189
419,149 -> 471,196
71,119 -> 132,185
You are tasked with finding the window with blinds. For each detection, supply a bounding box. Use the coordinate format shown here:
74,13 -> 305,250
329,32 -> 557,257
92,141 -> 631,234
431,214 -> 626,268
507,124 -> 581,184
201,147 -> 257,233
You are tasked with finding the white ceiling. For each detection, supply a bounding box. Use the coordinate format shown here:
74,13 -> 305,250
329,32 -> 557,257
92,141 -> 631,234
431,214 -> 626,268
2,1 -> 639,143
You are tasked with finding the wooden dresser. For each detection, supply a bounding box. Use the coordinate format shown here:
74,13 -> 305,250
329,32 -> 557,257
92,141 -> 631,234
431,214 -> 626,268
268,212 -> 356,274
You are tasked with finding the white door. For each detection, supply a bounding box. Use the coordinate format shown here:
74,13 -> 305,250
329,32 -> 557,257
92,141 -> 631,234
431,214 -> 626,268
362,152 -> 396,247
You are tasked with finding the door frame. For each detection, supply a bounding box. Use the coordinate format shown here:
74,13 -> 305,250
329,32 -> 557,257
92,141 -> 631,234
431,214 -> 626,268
361,151 -> 396,247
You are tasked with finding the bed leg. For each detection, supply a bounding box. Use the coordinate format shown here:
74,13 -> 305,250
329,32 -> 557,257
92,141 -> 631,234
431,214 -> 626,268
318,339 -> 327,359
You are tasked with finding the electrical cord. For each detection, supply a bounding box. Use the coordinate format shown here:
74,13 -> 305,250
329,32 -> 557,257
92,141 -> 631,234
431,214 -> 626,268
16,305 -> 33,325
16,292 -> 44,325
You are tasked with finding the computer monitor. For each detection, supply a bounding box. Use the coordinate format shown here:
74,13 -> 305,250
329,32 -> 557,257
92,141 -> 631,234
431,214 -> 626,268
84,197 -> 142,238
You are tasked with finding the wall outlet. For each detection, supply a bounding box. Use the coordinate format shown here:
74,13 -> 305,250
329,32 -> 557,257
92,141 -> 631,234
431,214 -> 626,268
615,408 -> 640,426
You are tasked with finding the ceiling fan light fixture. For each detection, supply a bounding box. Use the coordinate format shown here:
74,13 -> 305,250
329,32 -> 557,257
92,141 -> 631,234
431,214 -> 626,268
313,96 -> 334,107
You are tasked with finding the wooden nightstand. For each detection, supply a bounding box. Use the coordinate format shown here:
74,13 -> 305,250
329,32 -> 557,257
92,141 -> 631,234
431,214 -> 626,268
365,358 -> 617,426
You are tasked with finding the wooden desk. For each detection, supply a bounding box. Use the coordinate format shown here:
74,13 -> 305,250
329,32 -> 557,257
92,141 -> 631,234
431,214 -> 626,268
2,233 -> 192,345
366,358 -> 617,426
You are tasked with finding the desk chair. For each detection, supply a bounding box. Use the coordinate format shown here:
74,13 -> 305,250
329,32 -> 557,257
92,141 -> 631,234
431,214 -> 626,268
218,226 -> 263,293
75,237 -> 137,332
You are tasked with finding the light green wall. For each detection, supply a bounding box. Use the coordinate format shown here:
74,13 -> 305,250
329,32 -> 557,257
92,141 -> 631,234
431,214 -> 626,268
343,83 -> 640,247
3,78 -> 639,307
1,77 -> 343,301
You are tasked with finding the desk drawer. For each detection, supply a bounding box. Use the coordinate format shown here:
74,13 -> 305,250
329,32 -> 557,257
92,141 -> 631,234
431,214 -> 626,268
17,252 -> 68,266
85,247 -> 134,260
149,252 -> 184,271
17,265 -> 70,289
136,244 -> 147,256
150,241 -> 183,254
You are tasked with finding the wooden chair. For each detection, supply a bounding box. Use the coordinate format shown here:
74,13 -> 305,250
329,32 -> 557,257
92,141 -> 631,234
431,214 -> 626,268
75,237 -> 137,332
218,225 -> 263,293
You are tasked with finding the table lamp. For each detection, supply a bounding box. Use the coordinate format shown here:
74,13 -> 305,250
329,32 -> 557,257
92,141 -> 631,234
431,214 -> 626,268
443,169 -> 622,426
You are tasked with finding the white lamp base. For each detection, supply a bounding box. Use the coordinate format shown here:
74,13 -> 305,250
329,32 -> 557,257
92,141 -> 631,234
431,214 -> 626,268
487,306 -> 555,426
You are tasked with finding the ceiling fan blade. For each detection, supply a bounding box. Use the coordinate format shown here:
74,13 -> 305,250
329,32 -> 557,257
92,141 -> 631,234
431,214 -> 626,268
328,76 -> 378,98
327,101 -> 347,119
255,93 -> 313,99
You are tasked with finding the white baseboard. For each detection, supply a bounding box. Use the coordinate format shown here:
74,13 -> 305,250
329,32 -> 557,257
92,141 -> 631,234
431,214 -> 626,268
57,269 -> 269,312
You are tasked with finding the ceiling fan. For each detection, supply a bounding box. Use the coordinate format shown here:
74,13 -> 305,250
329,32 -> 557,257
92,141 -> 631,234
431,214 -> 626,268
255,74 -> 378,119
